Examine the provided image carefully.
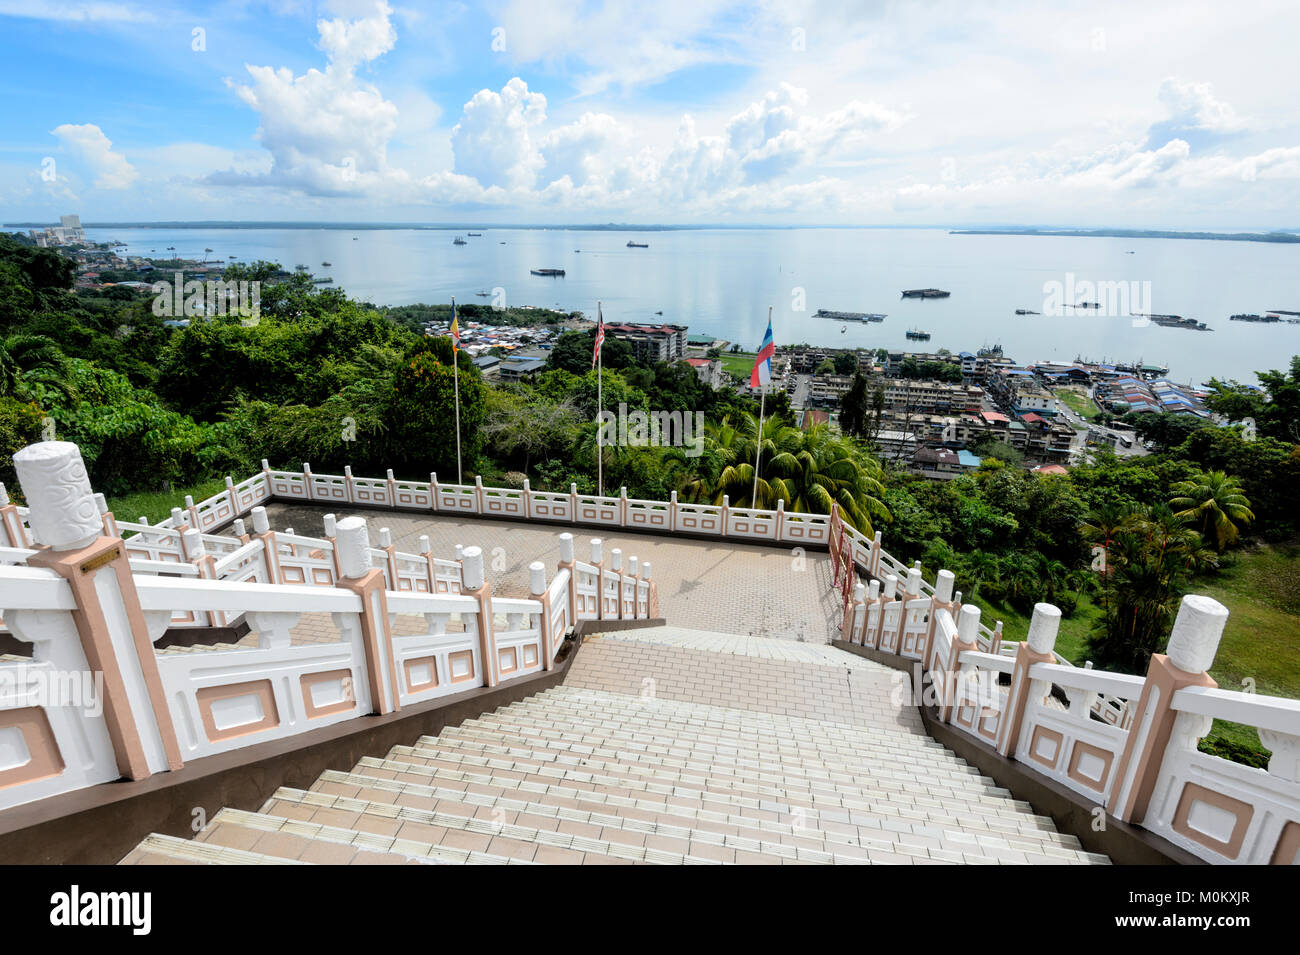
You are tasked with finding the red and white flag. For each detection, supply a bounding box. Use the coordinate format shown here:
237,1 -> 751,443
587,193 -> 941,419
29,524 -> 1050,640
592,302 -> 605,368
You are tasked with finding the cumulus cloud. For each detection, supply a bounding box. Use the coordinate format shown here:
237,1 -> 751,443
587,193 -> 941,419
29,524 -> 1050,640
50,123 -> 138,189
211,0 -> 405,195
450,78 -> 548,190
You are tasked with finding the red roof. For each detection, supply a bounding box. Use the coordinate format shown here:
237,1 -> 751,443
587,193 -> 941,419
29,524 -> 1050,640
1034,464 -> 1068,476
981,411 -> 1010,423
684,358 -> 711,367
1020,412 -> 1045,424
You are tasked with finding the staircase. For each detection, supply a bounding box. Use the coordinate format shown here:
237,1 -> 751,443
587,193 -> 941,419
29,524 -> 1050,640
120,626 -> 1109,865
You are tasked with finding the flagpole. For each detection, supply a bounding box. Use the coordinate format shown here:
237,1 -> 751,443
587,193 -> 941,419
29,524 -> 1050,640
452,297 -> 462,485
597,301 -> 604,498
751,305 -> 772,507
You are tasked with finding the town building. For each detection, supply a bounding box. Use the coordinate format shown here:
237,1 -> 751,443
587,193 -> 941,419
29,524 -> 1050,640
604,322 -> 688,363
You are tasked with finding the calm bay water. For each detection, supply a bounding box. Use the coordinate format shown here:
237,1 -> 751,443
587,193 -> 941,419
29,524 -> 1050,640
81,225 -> 1300,386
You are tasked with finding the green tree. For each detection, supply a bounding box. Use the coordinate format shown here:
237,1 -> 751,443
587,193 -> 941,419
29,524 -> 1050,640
1169,470 -> 1255,550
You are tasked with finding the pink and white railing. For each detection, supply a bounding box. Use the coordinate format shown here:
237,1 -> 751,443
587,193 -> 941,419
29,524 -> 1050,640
0,441 -> 662,817
839,544 -> 1300,865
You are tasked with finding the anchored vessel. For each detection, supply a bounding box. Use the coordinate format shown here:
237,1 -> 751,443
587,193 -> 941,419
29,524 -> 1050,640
816,309 -> 886,322
811,310 -> 883,324
453,236 -> 467,245
901,288 -> 950,298
627,241 -> 649,248
530,268 -> 565,276
906,328 -> 931,341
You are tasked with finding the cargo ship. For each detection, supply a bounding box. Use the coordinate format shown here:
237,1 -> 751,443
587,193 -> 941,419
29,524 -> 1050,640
1230,313 -> 1279,323
530,268 -> 565,276
1132,313 -> 1211,331
815,309 -> 885,322
1016,309 -> 1040,315
901,288 -> 950,298
627,241 -> 648,248
905,328 -> 931,341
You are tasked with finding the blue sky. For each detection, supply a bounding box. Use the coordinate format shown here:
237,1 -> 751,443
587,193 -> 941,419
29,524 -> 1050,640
3,0 -> 1299,227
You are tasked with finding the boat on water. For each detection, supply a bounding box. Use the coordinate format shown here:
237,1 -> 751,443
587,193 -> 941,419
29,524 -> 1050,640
1015,309 -> 1040,315
467,232 -> 483,236
530,268 -> 565,276
1132,312 -> 1212,331
815,309 -> 885,322
321,261 -> 331,267
1230,313 -> 1279,323
475,291 -> 491,297
906,328 -> 931,341
901,288 -> 949,298
841,325 -> 847,334
627,241 -> 649,248
453,236 -> 467,245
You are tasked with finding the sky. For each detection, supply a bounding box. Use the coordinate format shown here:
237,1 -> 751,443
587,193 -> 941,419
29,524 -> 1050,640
2,0 -> 1299,228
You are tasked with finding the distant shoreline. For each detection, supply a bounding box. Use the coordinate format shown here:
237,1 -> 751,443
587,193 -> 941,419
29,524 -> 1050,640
5,221 -> 1297,240
950,228 -> 1300,244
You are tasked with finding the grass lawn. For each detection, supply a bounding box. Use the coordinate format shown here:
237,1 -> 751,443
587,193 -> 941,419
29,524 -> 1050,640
106,477 -> 231,526
718,350 -> 756,380
970,544 -> 1300,765
1055,387 -> 1101,421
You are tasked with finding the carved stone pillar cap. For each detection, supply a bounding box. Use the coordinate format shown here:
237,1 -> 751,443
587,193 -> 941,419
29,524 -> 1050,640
1026,603 -> 1062,654
1167,594 -> 1228,674
335,516 -> 372,579
13,441 -> 100,551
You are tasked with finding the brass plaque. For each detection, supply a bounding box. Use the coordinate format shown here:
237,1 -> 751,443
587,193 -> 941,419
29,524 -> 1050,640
80,546 -> 121,575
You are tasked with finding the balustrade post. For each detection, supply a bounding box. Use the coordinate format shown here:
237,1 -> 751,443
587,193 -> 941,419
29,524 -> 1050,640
474,474 -> 485,513
669,489 -> 679,533
302,461 -> 314,501
610,547 -> 623,619
531,560 -> 556,670
94,492 -> 117,538
334,516 -> 399,714
775,498 -> 785,540
859,580 -> 880,645
941,604 -> 984,724
344,465 -> 356,504
1107,595 -> 1227,824
250,505 -> 281,583
233,518 -> 249,543
385,468 -> 397,507
378,527 -> 398,588
0,482 -> 28,547
628,555 -> 640,619
557,532 -> 577,624
870,530 -> 882,577
843,581 -> 866,643
619,485 -> 628,526
875,573 -> 899,650
643,561 -> 658,618
322,513 -> 341,579
224,475 -> 236,515
18,441 -> 183,779
523,478 -> 532,520
721,494 -> 730,538
185,493 -> 200,530
570,482 -> 578,522
996,603 -> 1060,757
926,569 -> 957,667
417,534 -> 434,591
430,471 -> 440,513
461,546 -> 499,687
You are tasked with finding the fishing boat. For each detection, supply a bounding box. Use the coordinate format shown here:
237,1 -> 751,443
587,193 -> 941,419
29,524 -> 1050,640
905,328 -> 931,341
530,268 -> 565,276
453,236 -> 467,245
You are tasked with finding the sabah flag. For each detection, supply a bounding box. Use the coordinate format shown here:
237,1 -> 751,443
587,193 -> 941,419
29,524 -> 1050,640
750,317 -> 775,388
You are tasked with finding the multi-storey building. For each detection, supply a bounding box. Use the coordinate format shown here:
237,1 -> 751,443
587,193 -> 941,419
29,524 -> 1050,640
604,322 -> 688,363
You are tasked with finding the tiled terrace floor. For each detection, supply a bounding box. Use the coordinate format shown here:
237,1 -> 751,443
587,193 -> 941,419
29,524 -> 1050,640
259,502 -> 844,643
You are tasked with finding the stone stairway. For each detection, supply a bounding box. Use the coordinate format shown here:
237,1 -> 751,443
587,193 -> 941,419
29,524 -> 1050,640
119,626 -> 1109,865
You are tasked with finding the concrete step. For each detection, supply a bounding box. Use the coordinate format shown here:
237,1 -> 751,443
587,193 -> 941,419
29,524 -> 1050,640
119,832 -> 311,865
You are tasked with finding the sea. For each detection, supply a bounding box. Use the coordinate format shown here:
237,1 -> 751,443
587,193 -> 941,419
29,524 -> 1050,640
70,224 -> 1300,386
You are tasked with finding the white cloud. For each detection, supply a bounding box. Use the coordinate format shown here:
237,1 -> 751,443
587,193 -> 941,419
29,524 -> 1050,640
1157,77 -> 1245,133
50,123 -> 138,189
213,0 -> 406,195
450,78 -> 548,189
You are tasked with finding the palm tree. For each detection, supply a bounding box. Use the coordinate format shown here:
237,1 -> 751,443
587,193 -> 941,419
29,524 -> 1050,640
671,414 -> 890,535
1169,470 -> 1255,550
